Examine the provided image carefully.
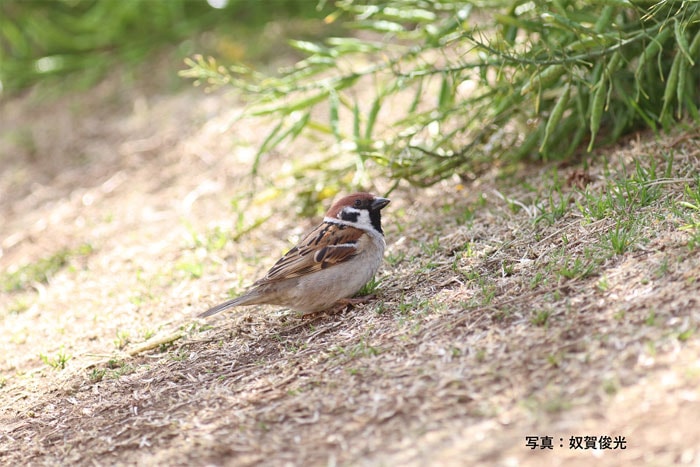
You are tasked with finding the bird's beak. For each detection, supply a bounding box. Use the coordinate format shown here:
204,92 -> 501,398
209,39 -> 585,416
371,197 -> 391,211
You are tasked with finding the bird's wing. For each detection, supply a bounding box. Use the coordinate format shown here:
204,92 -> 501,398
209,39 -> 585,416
258,221 -> 365,283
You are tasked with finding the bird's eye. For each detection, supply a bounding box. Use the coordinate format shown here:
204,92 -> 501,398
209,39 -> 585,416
354,199 -> 362,207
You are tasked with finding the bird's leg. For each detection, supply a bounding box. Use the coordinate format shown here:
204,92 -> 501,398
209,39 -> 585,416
325,294 -> 377,314
299,295 -> 377,320
336,294 -> 377,307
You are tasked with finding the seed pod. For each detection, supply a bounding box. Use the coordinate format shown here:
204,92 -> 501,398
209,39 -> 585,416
521,65 -> 566,96
540,82 -> 571,153
588,79 -> 607,151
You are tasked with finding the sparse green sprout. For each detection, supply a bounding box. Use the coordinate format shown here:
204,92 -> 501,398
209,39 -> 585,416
395,295 -> 437,319
535,190 -> 569,225
502,262 -> 515,276
98,360 -> 137,379
602,379 -> 618,395
332,338 -> 380,359
386,251 -> 406,266
529,272 -> 546,290
7,297 -> 32,314
419,238 -> 442,256
481,284 -> 496,305
645,340 -> 657,356
171,349 -> 190,362
531,310 -> 551,327
177,260 -> 204,279
578,189 -> 613,221
684,181 -> 700,206
39,348 -> 71,370
158,341 -> 176,353
184,222 -> 231,252
645,310 -> 657,327
106,359 -> 121,369
597,275 -> 609,292
1,244 -> 93,293
89,368 -> 107,382
679,182 -> 700,249
557,257 -> 595,280
114,330 -> 131,350
357,276 -> 381,296
678,328 -> 694,342
546,353 -> 560,368
606,221 -> 635,255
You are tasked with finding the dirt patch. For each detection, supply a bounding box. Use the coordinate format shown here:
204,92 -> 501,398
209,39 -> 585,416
1,71 -> 699,466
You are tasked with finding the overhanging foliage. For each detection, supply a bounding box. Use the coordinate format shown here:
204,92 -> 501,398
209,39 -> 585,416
181,0 -> 700,186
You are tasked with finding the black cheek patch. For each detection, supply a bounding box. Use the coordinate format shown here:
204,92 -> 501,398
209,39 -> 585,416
340,211 -> 359,223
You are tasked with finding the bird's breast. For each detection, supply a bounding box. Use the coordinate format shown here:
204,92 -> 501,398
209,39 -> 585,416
289,232 -> 385,312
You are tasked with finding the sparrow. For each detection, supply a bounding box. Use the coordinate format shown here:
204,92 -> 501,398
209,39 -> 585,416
199,192 -> 390,317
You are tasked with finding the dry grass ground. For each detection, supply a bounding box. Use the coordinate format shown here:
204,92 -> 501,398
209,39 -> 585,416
1,71 -> 700,466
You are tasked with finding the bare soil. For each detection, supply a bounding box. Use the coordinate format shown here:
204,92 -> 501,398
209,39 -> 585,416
1,71 -> 699,466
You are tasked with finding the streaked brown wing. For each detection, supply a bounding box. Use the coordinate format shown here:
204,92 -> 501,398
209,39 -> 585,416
258,221 -> 365,283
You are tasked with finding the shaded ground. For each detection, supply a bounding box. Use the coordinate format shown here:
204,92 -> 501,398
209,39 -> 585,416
1,69 -> 699,466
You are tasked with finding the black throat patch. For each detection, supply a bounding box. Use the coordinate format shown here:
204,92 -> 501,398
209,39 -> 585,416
369,209 -> 383,234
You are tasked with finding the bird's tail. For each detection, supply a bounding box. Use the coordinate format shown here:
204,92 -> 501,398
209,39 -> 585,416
198,295 -> 251,318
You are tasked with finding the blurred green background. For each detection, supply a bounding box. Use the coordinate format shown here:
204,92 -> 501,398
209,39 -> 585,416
0,0 -> 329,95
